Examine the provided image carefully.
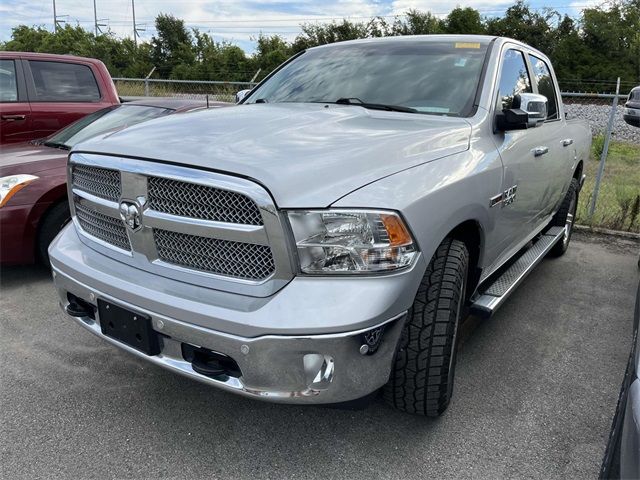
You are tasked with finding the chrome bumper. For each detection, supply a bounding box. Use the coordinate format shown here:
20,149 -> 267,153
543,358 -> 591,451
53,270 -> 405,404
50,226 -> 416,404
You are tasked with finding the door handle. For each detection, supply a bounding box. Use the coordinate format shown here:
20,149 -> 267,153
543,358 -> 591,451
1,114 -> 26,122
533,146 -> 549,157
562,138 -> 574,147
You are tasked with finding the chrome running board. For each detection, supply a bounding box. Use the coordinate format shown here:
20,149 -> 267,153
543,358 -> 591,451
471,226 -> 564,317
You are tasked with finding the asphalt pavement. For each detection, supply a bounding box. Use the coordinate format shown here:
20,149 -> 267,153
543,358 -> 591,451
1,231 -> 638,479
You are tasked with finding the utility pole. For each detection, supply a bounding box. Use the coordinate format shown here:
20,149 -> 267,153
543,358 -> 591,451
132,0 -> 137,46
52,0 -> 66,33
53,0 -> 57,33
93,0 -> 98,36
93,0 -> 108,36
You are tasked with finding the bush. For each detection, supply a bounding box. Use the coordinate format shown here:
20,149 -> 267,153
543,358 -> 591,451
592,133 -> 605,158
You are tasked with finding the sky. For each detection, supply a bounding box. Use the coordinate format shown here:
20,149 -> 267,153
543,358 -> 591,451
0,0 -> 599,53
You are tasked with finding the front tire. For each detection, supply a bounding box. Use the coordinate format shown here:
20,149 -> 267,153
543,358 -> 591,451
383,238 -> 469,417
548,178 -> 578,257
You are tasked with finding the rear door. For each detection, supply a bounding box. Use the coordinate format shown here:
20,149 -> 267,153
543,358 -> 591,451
527,53 -> 572,216
0,58 -> 32,144
23,59 -> 106,138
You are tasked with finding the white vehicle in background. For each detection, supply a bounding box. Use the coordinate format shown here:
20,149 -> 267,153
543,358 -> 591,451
623,86 -> 640,128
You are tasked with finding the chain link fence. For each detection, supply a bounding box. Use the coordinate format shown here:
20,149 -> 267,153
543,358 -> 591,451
112,78 -> 640,233
564,92 -> 640,233
113,78 -> 256,103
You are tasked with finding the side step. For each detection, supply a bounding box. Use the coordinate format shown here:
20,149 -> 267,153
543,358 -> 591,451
471,226 -> 564,317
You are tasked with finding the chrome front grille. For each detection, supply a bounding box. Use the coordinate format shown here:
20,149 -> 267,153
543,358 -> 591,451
71,165 -> 121,201
74,203 -> 131,251
154,229 -> 275,280
69,154 -> 291,295
148,177 -> 263,225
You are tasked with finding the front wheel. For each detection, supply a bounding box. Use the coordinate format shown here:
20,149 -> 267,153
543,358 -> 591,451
383,238 -> 468,417
548,178 -> 579,257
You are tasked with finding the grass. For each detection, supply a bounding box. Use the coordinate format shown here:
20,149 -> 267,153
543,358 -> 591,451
576,135 -> 640,233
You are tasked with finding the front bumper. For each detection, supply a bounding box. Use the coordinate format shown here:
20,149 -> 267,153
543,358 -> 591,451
623,107 -> 640,127
0,202 -> 43,265
50,225 -> 422,404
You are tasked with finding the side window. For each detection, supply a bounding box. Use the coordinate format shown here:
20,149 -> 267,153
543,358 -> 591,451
496,49 -> 532,111
529,55 -> 558,120
28,60 -> 100,102
0,60 -> 18,102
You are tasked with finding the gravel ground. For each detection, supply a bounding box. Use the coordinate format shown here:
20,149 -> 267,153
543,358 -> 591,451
564,102 -> 640,144
1,232 -> 638,479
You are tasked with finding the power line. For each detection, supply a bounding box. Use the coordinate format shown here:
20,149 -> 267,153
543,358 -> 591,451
14,3 -> 598,28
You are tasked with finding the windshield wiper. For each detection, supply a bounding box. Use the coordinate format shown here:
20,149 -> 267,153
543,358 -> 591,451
334,97 -> 417,113
43,141 -> 70,150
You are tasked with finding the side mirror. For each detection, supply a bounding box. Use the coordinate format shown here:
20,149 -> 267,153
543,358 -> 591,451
235,89 -> 252,104
496,93 -> 548,131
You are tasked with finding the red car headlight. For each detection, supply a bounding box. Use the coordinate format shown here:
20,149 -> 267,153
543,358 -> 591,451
0,174 -> 39,208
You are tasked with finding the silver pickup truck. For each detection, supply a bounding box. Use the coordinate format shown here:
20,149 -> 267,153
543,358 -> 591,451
50,35 -> 591,416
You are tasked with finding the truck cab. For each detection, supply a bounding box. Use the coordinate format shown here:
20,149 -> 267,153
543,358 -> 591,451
0,52 -> 120,145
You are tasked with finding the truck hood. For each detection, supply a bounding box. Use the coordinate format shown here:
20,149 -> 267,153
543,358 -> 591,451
73,103 -> 471,207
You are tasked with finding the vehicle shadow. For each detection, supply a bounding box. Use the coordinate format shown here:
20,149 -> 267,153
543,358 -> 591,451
0,263 -> 52,288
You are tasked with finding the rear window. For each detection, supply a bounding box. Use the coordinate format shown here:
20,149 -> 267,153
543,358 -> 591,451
0,59 -> 18,102
28,60 -> 100,102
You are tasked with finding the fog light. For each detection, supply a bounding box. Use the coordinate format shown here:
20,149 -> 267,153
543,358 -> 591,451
303,354 -> 334,390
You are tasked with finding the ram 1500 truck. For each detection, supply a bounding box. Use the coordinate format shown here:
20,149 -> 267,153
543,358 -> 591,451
50,35 -> 591,416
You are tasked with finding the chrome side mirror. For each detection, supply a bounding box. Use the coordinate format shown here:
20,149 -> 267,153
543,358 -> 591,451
235,89 -> 252,104
497,93 -> 548,131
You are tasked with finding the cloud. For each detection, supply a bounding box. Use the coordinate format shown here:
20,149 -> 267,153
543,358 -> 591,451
0,0 -> 591,52
0,0 -> 389,48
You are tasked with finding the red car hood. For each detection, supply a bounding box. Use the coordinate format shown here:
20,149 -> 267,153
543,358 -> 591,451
0,143 -> 67,176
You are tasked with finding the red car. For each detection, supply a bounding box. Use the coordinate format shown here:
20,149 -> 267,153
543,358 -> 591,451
0,52 -> 120,145
0,98 -> 228,266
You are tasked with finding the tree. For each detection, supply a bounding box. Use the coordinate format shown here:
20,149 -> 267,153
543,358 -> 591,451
253,35 -> 291,80
150,14 -> 195,78
444,7 -> 485,34
390,10 -> 444,35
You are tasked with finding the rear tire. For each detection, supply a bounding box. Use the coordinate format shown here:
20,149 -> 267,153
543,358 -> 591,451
37,201 -> 70,268
548,178 -> 578,257
383,238 -> 469,417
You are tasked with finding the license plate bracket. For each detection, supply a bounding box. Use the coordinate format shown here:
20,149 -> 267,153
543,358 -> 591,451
98,299 -> 160,355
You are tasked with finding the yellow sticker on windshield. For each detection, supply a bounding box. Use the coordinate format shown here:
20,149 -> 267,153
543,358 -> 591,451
455,42 -> 481,49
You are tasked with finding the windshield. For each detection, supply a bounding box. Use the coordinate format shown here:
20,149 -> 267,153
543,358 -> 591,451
246,40 -> 490,117
46,104 -> 173,149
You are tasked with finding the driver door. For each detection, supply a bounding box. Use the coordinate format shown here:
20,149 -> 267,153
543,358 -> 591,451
489,48 -> 548,267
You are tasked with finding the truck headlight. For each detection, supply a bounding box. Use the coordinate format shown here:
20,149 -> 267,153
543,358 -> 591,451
287,210 -> 417,274
0,174 -> 39,208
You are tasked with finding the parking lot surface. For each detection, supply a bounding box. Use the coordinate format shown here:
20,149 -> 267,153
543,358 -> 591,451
1,232 -> 638,479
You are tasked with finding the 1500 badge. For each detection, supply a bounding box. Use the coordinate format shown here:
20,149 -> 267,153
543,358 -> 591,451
490,185 -> 518,208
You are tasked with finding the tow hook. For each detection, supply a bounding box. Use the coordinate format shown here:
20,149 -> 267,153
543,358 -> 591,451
65,293 -> 95,319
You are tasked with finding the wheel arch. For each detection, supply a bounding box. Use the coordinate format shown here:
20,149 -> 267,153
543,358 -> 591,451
446,219 -> 484,300
573,160 -> 584,182
34,195 -> 69,260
